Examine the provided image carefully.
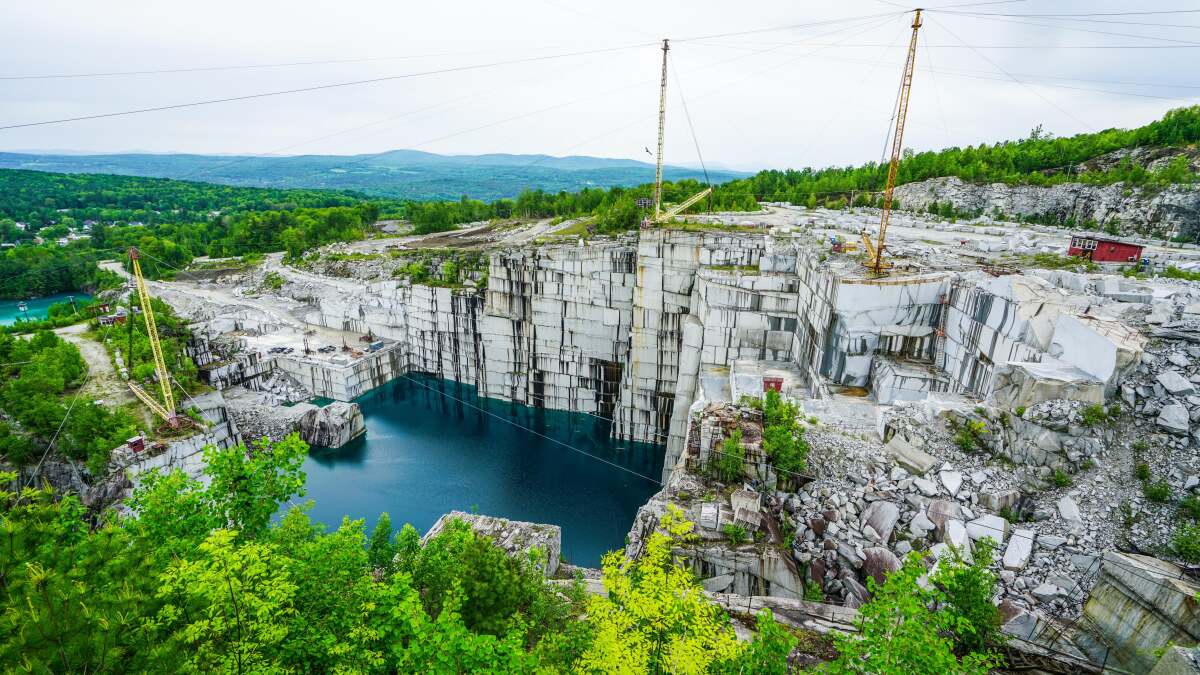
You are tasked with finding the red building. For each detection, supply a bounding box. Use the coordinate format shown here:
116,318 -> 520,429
1068,235 -> 1144,263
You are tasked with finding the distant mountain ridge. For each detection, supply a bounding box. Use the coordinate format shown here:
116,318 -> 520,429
0,149 -> 748,202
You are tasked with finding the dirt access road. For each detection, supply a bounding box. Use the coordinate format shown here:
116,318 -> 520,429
54,322 -> 137,408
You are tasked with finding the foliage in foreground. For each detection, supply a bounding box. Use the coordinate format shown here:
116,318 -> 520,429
1,436 -> 803,673
825,539 -> 1005,674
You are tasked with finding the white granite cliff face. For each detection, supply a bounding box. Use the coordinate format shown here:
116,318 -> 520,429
183,225 -> 1152,482
894,176 -> 1200,239
293,231 -> 776,447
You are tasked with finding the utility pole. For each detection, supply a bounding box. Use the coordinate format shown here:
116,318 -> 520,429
652,39 -> 670,222
867,9 -> 922,275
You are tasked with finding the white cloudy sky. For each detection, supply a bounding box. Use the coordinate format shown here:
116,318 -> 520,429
1,0 -> 1197,171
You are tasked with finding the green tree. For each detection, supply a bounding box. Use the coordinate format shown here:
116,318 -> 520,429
0,473 -> 167,673
937,538 -> 1005,655
716,610 -> 796,675
762,389 -> 808,477
369,511 -> 396,572
579,505 -> 744,673
202,434 -> 308,538
150,529 -> 297,673
826,551 -> 1002,674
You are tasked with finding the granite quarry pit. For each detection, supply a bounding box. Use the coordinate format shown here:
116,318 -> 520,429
106,203 -> 1200,672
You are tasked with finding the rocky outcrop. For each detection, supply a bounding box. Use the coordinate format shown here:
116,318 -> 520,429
1080,552 -> 1200,673
424,510 -> 562,577
298,401 -> 365,448
894,176 -> 1200,239
17,457 -> 132,510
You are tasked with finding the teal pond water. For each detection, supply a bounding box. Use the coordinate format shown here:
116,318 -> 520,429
0,292 -> 92,326
297,375 -> 664,567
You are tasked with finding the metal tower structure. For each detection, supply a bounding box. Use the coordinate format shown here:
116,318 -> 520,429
646,38 -> 712,227
652,38 -> 670,221
864,9 -> 923,274
126,246 -> 179,425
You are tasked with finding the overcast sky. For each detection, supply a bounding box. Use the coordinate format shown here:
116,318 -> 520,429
1,0 -> 1197,171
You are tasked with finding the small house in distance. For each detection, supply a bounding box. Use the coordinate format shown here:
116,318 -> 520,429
98,306 -> 129,326
1067,234 -> 1144,263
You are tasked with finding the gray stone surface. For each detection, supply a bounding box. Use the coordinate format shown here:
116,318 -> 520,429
1057,496 -> 1083,524
885,435 -> 938,475
1157,370 -> 1196,396
966,514 -> 1010,544
1003,529 -> 1035,571
1159,402 -> 1192,434
861,501 -> 900,544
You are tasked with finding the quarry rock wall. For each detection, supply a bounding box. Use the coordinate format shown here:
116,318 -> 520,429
187,226 -> 1147,469
894,175 -> 1200,240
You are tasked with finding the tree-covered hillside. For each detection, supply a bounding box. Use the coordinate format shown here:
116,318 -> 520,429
0,170 -> 369,228
0,150 -> 747,202
706,106 -> 1200,207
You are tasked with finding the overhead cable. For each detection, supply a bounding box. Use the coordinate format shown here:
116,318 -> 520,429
0,42 -> 656,131
928,15 -> 1096,132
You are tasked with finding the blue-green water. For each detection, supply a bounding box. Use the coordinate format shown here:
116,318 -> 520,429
298,375 -> 664,567
0,292 -> 92,325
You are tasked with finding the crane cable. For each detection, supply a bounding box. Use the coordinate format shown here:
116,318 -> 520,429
670,62 -> 711,190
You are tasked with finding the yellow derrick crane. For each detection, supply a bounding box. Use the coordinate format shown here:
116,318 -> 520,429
865,9 -> 923,275
647,38 -> 711,227
126,246 -> 179,426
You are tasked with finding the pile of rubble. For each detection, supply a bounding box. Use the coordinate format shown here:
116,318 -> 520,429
1122,323 -> 1200,444
778,422 -> 1104,618
639,395 -> 1192,631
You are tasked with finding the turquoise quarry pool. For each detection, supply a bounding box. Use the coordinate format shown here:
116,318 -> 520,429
297,375 -> 664,567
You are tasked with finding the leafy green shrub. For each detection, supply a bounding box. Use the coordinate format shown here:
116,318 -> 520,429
1178,496 -> 1200,522
1133,440 -> 1150,453
1050,470 -> 1073,488
761,390 -> 808,477
1164,266 -> 1200,282
1143,480 -> 1171,502
723,523 -> 749,546
804,580 -> 824,603
263,271 -> 285,290
828,549 -> 1002,674
718,610 -> 797,675
1080,404 -> 1108,427
938,538 -> 1005,654
1013,406 -> 1026,417
953,419 -> 989,453
954,430 -> 976,452
737,395 -> 763,411
1174,523 -> 1200,562
1135,463 -> 1151,481
711,429 -> 746,483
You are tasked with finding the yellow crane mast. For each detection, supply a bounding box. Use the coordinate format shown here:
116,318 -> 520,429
865,9 -> 922,275
126,246 -> 179,426
652,39 -> 670,222
646,38 -> 711,227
